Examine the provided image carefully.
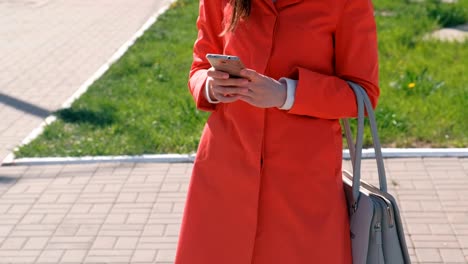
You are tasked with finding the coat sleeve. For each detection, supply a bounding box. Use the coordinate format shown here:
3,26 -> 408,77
288,0 -> 379,119
188,0 -> 224,112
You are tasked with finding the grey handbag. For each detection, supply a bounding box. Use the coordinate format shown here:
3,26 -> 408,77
342,81 -> 411,264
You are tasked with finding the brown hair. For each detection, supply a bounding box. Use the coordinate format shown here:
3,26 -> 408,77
223,0 -> 251,34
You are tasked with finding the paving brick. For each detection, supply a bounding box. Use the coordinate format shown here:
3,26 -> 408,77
121,183 -> 161,193
153,203 -> 174,213
0,237 -> 27,250
69,176 -> 92,186
127,213 -> 150,224
7,204 -> 31,214
104,214 -> 128,224
102,183 -> 123,193
138,237 -> 179,244
137,193 -> 158,203
440,248 -> 466,263
31,204 -> 70,214
41,214 -> 66,224
116,193 -> 138,203
156,249 -> 176,262
75,224 -> 100,237
77,193 -> 117,204
89,203 -> 113,214
415,248 -> 442,262
11,229 -> 55,237
20,213 -> 45,224
142,225 -> 165,237
430,224 -> 454,235
61,249 -> 88,263
132,249 -> 157,263
56,194 -> 79,204
160,183 -> 181,192
62,214 -> 107,225
91,237 -> 116,249
111,203 -> 153,214
147,215 -> 183,225
23,237 -> 49,250
447,213 -> 468,224
400,200 -> 422,211
0,204 -> 11,214
69,204 -> 93,214
458,235 -> 468,248
407,223 -> 431,234
85,249 -> 133,263
180,183 -> 189,193
453,225 -> 468,235
165,224 -> 181,237
99,224 -> 144,237
115,236 -> 139,249
173,203 -> 185,213
36,250 -> 64,263
0,215 -> 23,225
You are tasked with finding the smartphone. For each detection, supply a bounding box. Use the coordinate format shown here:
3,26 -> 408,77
206,54 -> 246,78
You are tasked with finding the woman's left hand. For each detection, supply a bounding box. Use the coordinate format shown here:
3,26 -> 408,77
235,69 -> 287,108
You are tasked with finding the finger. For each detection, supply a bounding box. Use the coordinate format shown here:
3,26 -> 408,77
207,68 -> 229,79
213,86 -> 250,96
214,93 -> 241,103
212,78 -> 249,87
239,68 -> 259,81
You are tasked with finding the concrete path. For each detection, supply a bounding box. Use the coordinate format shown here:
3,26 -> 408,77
0,158 -> 466,263
430,23 -> 468,42
0,0 -> 173,161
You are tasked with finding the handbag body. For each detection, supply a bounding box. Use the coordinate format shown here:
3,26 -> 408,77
342,81 -> 411,264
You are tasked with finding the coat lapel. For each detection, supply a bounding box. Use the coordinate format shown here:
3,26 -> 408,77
261,0 -> 304,13
274,0 -> 304,10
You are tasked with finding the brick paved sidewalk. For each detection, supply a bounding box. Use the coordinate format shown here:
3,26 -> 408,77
0,158 -> 466,263
0,0 -> 173,161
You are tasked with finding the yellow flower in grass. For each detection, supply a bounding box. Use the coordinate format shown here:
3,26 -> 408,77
408,82 -> 416,89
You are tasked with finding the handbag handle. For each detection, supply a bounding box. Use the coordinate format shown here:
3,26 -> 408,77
343,81 -> 388,208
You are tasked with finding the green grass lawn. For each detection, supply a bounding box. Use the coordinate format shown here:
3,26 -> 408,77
15,0 -> 468,158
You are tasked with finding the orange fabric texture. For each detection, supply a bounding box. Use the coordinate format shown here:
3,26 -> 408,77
176,0 -> 379,263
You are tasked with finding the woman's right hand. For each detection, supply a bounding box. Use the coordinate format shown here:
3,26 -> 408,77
206,68 -> 250,103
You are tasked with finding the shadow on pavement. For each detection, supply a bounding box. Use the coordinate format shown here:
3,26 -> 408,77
0,176 -> 17,184
0,92 -> 50,118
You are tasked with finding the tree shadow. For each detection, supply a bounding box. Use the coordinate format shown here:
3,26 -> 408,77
55,106 -> 117,127
0,92 -> 50,118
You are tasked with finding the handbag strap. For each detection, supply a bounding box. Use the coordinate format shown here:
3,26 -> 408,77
343,81 -> 388,207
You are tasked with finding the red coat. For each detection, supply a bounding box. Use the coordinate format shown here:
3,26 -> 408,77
175,0 -> 379,263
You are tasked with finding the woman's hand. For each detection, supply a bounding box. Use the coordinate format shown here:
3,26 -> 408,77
206,68 -> 287,108
237,69 -> 287,108
206,68 -> 250,103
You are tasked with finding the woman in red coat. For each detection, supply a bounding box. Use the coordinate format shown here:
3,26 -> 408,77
175,0 -> 379,263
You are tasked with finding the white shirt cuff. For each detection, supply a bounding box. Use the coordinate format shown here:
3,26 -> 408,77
205,78 -> 220,104
278,77 -> 297,110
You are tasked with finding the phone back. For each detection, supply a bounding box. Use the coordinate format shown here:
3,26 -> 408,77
206,55 -> 245,77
